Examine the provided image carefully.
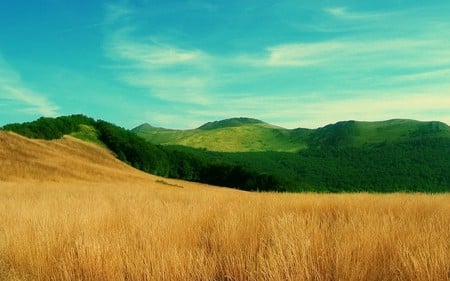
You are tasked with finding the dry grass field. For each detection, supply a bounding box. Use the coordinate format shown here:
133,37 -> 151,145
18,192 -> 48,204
0,132 -> 449,280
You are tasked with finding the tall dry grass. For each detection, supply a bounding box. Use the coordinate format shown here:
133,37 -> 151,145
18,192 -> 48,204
0,132 -> 152,182
0,181 -> 448,281
1,131 -> 449,280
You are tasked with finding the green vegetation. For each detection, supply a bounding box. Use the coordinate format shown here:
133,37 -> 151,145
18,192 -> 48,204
133,118 -> 450,152
135,118 -> 450,192
2,115 -> 96,140
170,137 -> 449,192
132,118 -> 309,152
70,124 -> 105,146
2,115 -> 450,192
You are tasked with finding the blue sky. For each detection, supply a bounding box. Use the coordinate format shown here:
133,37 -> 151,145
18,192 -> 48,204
1,0 -> 449,129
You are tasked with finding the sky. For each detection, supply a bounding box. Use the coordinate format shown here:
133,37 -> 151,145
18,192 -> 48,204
0,0 -> 449,129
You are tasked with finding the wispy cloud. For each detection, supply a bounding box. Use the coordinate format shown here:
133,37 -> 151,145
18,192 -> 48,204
110,39 -> 206,67
104,3 -> 133,24
105,22 -> 213,105
324,7 -> 389,20
0,55 -> 59,118
390,68 -> 450,83
256,37 -> 450,70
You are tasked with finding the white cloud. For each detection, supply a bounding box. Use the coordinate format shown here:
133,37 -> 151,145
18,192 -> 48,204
324,6 -> 390,20
0,55 -> 59,117
390,68 -> 450,83
111,40 -> 205,67
258,38 -> 450,69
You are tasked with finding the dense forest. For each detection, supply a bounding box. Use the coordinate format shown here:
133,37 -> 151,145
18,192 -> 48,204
2,115 -> 449,192
171,138 -> 450,192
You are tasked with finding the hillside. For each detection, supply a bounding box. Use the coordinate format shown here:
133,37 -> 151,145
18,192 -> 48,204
0,131 -> 152,182
1,116 -> 280,191
135,117 -> 450,192
3,115 -> 450,192
310,119 -> 450,148
133,118 -> 450,152
133,118 -> 310,152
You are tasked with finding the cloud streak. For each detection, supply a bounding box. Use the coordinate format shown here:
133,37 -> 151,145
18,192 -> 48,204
324,7 -> 390,20
105,24 -> 214,105
0,55 -> 59,118
255,38 -> 450,70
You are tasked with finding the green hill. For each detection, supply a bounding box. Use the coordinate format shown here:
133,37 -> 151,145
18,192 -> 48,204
133,117 -> 311,152
309,119 -> 450,148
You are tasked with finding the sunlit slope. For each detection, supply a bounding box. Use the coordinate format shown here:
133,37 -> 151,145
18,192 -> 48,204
133,118 -> 450,152
133,118 -> 311,152
310,119 -> 450,147
0,131 -> 152,182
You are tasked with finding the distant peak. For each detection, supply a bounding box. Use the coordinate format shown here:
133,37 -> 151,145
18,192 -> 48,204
197,117 -> 265,130
132,123 -> 154,131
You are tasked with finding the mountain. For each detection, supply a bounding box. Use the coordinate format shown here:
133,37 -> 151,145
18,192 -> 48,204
132,117 -> 311,152
197,117 -> 270,130
132,118 -> 450,152
132,117 -> 450,192
308,119 -> 450,149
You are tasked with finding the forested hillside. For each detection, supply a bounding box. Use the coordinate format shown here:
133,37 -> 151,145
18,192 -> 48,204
2,115 -> 449,192
135,117 -> 450,192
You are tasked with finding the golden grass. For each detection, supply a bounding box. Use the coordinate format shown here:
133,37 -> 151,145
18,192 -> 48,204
0,182 -> 448,281
0,132 -> 449,280
0,132 -> 151,182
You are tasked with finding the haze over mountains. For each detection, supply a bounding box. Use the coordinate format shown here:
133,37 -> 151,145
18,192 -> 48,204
2,115 -> 449,192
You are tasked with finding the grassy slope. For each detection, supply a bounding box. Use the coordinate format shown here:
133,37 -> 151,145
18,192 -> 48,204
70,124 -> 106,147
0,131 -> 150,182
310,119 -> 450,148
133,118 -> 311,152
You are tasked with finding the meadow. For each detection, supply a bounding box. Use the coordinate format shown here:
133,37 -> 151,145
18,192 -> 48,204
0,180 -> 448,281
0,131 -> 448,280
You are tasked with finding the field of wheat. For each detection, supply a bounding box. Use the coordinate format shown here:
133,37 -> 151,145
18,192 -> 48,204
0,180 -> 448,281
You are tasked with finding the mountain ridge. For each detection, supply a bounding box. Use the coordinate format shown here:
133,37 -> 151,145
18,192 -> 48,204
132,118 -> 450,152
2,115 -> 449,192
